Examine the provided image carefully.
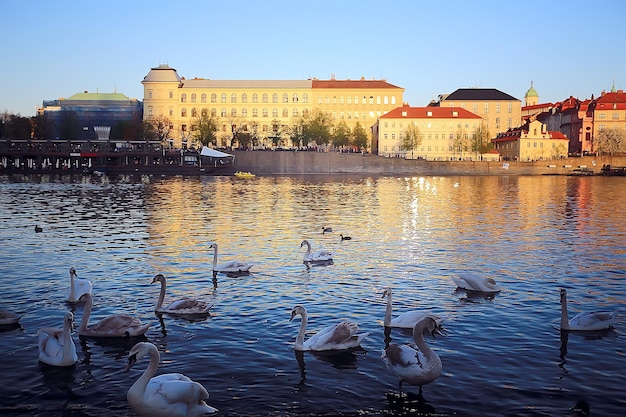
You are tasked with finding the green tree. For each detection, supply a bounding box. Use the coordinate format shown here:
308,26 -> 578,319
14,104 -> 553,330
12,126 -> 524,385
302,110 -> 333,147
332,120 -> 351,149
192,114 -> 219,147
402,122 -> 422,158
472,125 -> 491,156
352,122 -> 369,151
595,128 -> 626,155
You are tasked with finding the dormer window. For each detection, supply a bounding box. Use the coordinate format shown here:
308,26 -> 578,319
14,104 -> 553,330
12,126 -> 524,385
427,111 -> 432,117
452,111 -> 458,117
401,111 -> 407,117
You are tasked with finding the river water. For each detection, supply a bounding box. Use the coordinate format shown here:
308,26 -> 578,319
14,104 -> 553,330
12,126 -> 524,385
0,173 -> 624,416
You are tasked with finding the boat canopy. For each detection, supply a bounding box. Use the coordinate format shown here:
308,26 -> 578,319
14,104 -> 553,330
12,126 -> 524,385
201,147 -> 234,158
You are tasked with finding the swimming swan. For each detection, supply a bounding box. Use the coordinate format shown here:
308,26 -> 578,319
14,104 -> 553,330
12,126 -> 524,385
37,312 -> 78,367
78,293 -> 150,338
65,267 -> 93,303
152,274 -> 212,317
125,342 -> 218,416
208,242 -> 253,274
560,288 -> 617,331
290,305 -> 368,351
382,288 -> 443,329
0,309 -> 21,325
381,316 -> 442,394
300,240 -> 333,263
451,272 -> 501,293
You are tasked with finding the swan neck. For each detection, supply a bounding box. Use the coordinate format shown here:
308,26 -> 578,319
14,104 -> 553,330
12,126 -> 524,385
384,292 -> 392,326
295,311 -> 308,350
63,318 -> 74,358
413,326 -> 435,360
131,346 -> 159,397
560,292 -> 569,329
211,246 -> 218,270
79,295 -> 92,332
156,279 -> 166,309
69,271 -> 76,300
303,242 -> 311,260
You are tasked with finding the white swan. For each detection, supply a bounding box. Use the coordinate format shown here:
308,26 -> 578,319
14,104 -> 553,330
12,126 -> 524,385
382,288 -> 444,329
125,342 -> 218,416
300,240 -> 333,263
560,288 -> 617,331
289,305 -> 368,351
65,267 -> 93,303
451,272 -> 501,293
37,312 -> 78,367
78,293 -> 150,338
152,274 -> 212,317
208,242 -> 253,274
381,316 -> 442,394
0,309 -> 21,325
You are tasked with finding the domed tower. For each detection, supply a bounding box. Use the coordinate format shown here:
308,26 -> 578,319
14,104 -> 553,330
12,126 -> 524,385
141,64 -> 181,123
524,81 -> 539,106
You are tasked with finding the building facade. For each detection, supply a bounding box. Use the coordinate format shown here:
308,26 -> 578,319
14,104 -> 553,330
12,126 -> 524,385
438,88 -> 522,137
374,105 -> 483,160
141,64 -> 404,148
492,119 -> 569,161
38,91 -> 142,140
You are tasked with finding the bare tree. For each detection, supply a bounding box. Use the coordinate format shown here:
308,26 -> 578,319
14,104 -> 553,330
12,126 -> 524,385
144,115 -> 172,146
595,128 -> 625,155
402,122 -> 422,158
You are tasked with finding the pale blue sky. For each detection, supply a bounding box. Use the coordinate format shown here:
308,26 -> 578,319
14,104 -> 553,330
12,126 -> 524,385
2,0 -> 624,117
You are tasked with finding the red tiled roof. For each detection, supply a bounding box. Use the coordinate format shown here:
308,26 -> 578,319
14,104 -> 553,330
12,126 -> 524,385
380,106 -> 481,119
493,126 -> 568,142
311,79 -> 402,89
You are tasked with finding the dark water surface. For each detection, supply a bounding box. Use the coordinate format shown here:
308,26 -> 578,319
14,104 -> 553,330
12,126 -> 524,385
0,173 -> 624,416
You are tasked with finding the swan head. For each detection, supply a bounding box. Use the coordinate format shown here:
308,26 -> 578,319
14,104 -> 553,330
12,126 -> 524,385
124,342 -> 153,373
64,312 -> 75,330
414,316 -> 441,339
382,288 -> 391,299
290,305 -> 306,321
300,240 -> 308,248
151,274 -> 165,284
69,267 -> 77,277
208,242 -> 217,250
560,288 -> 567,305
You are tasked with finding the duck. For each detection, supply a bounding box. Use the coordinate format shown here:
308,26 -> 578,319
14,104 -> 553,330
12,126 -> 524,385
35,225 -> 43,233
152,274 -> 212,317
78,293 -> 150,338
289,305 -> 368,351
0,309 -> 21,325
381,316 -> 443,394
340,234 -> 352,241
570,399 -> 590,417
208,242 -> 253,274
300,240 -> 333,263
65,267 -> 93,304
125,342 -> 218,416
560,288 -> 617,331
451,272 -> 501,293
382,288 -> 444,329
321,227 -> 332,234
37,312 -> 78,367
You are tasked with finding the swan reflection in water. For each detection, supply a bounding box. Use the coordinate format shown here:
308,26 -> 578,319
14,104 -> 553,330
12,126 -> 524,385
294,349 -> 362,385
559,326 -> 616,373
38,362 -> 77,399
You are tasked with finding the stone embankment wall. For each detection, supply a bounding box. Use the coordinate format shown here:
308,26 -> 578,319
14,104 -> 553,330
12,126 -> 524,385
230,150 -> 626,176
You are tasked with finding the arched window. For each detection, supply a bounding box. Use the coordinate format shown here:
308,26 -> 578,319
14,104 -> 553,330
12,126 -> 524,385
201,108 -> 208,117
272,93 -> 278,103
262,93 -> 268,103
242,93 -> 248,103
220,108 -> 227,117
292,93 -> 299,102
191,108 -> 197,117
283,93 -> 289,103
252,108 -> 258,117
201,93 -> 207,103
221,93 -> 227,103
302,93 -> 309,103
231,93 -> 237,103
282,108 -> 288,117
252,93 -> 258,103
292,108 -> 299,117
211,108 -> 217,117
181,93 -> 187,103
231,108 -> 237,117
391,96 -> 396,104
242,108 -> 248,118
272,108 -> 278,117
181,108 -> 187,117
211,93 -> 217,103
191,93 -> 197,103
384,96 -> 388,104
262,108 -> 268,117
376,96 -> 381,104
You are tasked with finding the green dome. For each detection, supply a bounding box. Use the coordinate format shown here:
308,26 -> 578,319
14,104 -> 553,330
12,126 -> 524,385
525,82 -> 538,97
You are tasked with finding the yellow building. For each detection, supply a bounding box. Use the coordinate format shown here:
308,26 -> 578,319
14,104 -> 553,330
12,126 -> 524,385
374,105 -> 483,160
141,65 -> 404,148
438,88 -> 522,137
492,119 -> 569,161
589,89 -> 626,146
